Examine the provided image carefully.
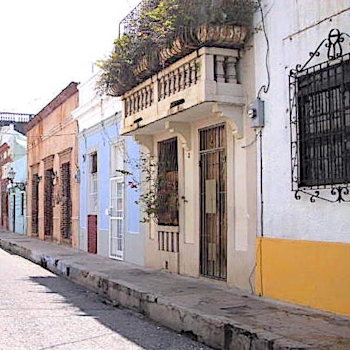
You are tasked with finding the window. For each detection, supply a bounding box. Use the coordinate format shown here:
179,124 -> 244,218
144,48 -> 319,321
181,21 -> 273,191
157,138 -> 178,226
91,153 -> 98,174
291,55 -> 350,189
44,168 -> 54,236
60,162 -> 72,240
290,29 -> 350,203
111,142 -> 125,177
296,58 -> 350,187
21,192 -> 25,216
31,173 -> 39,235
89,153 -> 98,214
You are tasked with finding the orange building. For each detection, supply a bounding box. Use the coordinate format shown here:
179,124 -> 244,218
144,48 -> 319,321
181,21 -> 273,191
26,82 -> 79,247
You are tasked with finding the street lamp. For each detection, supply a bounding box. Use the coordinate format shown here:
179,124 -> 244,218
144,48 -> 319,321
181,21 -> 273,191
7,167 -> 26,192
7,167 -> 16,183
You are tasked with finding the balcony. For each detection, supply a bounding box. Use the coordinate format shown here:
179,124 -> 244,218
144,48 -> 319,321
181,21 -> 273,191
121,46 -> 245,137
98,0 -> 254,99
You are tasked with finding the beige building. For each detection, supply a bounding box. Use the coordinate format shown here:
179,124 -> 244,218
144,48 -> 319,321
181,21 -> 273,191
108,1 -> 258,290
26,82 -> 80,247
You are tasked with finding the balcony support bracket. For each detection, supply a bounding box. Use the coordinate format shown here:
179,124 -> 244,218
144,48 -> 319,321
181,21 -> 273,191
133,135 -> 154,155
212,103 -> 244,139
165,121 -> 192,151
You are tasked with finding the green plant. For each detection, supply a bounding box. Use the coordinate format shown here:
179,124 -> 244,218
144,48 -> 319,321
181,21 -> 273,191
98,0 -> 254,96
118,152 -> 178,224
96,35 -> 136,96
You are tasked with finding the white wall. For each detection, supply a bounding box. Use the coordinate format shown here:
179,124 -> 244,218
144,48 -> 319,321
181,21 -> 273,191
73,71 -> 122,131
254,0 -> 350,243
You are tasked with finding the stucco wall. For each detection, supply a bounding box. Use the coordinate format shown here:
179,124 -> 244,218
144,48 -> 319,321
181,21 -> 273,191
254,0 -> 350,243
27,87 -> 79,247
252,0 -> 350,316
79,122 -> 119,234
74,68 -> 144,267
78,120 -> 144,265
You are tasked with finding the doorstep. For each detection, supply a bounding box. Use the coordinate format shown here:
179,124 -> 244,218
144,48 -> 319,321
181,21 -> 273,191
0,230 -> 349,350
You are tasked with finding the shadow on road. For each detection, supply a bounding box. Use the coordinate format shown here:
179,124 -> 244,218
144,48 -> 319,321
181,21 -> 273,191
29,275 -> 208,350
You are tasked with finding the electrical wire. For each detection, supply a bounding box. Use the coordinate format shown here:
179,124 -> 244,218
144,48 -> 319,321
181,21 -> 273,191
241,131 -> 260,149
0,131 -> 77,138
257,0 -> 271,98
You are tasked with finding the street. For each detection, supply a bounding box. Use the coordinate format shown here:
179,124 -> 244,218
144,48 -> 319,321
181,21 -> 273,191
0,248 -> 210,350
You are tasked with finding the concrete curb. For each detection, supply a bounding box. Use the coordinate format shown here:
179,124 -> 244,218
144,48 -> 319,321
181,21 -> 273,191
0,237 -> 317,350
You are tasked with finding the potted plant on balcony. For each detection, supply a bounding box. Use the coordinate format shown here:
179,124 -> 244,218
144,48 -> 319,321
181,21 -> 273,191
97,35 -> 136,96
195,0 -> 253,46
132,36 -> 160,78
98,0 -> 255,97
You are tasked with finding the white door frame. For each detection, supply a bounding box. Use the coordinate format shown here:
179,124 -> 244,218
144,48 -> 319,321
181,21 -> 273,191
109,177 -> 125,260
109,141 -> 126,260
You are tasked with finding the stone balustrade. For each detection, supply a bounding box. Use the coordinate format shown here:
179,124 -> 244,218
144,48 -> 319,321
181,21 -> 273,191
124,84 -> 153,118
121,47 -> 244,135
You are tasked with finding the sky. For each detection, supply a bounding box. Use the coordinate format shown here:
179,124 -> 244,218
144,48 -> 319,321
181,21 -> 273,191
0,0 -> 140,114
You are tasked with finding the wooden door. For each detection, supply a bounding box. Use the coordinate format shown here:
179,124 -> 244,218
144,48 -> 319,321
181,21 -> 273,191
88,215 -> 97,254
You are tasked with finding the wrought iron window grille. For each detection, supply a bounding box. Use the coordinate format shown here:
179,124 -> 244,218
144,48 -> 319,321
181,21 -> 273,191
157,137 -> 179,226
290,29 -> 350,203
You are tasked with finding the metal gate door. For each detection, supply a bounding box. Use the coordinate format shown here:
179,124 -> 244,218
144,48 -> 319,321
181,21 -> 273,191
109,178 -> 124,260
199,124 -> 227,280
44,169 -> 54,237
31,174 -> 39,236
60,162 -> 72,240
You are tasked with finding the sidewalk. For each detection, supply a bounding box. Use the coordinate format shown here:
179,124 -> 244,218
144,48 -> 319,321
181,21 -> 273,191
1,230 -> 349,350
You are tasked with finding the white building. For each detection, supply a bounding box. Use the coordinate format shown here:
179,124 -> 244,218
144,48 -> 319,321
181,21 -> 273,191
253,0 -> 350,316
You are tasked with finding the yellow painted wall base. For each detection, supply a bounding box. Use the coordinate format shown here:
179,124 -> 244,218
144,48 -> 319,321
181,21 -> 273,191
256,237 -> 350,317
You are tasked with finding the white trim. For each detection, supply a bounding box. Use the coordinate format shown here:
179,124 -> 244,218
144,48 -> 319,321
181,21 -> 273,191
78,113 -> 122,139
109,176 -> 125,260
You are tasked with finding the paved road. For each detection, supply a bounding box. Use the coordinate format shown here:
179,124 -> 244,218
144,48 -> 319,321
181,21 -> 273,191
0,248 -> 211,350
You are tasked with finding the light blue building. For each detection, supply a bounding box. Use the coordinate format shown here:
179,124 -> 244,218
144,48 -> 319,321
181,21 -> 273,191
1,125 -> 28,235
73,73 -> 144,265
8,156 -> 27,234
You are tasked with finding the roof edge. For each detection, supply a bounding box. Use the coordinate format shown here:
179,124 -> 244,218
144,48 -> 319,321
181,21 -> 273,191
26,82 -> 79,132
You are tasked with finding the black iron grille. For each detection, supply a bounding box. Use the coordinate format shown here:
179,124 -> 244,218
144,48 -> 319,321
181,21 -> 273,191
296,56 -> 350,187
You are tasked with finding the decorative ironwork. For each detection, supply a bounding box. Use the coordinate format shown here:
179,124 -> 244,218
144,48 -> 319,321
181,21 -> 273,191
60,162 -> 72,240
119,0 -> 160,37
31,174 -> 40,236
290,29 -> 350,203
44,168 -> 54,236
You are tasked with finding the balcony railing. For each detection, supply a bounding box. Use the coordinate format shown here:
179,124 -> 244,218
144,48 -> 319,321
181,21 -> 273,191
124,83 -> 154,118
122,47 -> 244,134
